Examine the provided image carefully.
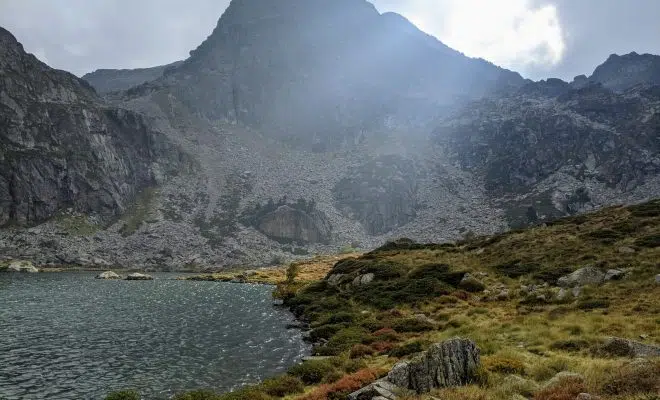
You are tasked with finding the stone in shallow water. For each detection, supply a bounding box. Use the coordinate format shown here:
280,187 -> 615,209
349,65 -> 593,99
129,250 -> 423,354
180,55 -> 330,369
96,271 -> 121,280
6,260 -> 39,273
125,273 -> 154,281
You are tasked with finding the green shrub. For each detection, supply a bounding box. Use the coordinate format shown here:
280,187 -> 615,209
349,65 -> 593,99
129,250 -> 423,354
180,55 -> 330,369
288,359 -> 337,384
458,276 -> 486,292
105,390 -> 141,400
173,390 -> 220,400
550,339 -> 590,352
350,344 -> 374,358
391,318 -> 435,332
634,234 -> 660,248
344,358 -> 368,373
217,388 -> 271,400
388,340 -> 427,357
576,298 -> 610,310
493,261 -> 538,278
321,327 -> 370,354
309,324 -> 346,341
260,375 -> 304,397
483,355 -> 526,375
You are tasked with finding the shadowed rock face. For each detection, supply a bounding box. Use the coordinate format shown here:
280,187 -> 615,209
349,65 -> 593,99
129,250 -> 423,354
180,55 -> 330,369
334,155 -> 418,235
257,205 -> 331,244
133,0 -> 523,148
590,52 -> 660,92
0,27 -> 188,227
82,61 -> 183,94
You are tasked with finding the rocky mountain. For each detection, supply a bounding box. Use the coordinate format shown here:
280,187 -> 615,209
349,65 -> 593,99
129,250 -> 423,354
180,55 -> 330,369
0,27 -> 189,227
589,52 -> 660,91
82,61 -> 183,94
0,0 -> 659,271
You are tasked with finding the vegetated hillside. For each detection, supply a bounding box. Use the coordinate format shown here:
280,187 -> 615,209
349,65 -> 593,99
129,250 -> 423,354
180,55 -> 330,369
138,199 -> 660,400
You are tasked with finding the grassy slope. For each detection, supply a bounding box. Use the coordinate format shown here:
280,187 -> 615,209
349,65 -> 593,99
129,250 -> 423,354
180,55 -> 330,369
110,200 -> 660,400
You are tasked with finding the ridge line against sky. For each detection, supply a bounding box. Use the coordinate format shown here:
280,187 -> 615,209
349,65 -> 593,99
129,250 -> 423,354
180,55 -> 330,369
0,0 -> 659,80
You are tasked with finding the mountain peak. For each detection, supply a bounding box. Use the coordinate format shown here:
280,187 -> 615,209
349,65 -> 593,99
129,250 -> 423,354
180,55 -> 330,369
590,51 -> 660,91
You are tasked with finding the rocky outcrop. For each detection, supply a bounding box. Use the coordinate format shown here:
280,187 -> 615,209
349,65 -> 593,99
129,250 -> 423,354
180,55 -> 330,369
125,273 -> 154,281
96,271 -> 121,279
257,205 -> 331,244
347,338 -> 481,400
589,52 -> 660,91
0,27 -> 189,227
334,155 -> 418,235
557,267 -> 605,288
599,337 -> 660,358
82,61 -> 183,94
5,260 -> 38,273
386,337 -> 481,393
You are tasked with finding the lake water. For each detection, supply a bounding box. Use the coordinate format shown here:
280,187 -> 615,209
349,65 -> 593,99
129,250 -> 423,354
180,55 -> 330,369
0,272 -> 309,400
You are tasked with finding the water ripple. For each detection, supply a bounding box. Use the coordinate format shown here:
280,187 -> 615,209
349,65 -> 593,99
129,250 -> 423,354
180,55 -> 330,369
0,273 -> 310,399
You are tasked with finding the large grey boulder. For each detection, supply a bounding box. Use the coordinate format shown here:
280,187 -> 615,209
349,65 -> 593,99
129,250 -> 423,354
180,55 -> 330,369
557,267 -> 605,288
599,337 -> 660,358
125,273 -> 154,281
6,260 -> 38,273
96,271 -> 121,280
386,337 -> 480,393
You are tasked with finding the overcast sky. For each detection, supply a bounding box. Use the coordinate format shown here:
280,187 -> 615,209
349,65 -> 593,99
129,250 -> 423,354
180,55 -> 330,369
1,0 -> 658,80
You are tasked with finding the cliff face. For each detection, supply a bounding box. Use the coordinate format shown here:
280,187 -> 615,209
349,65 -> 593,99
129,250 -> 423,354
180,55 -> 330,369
589,52 -> 660,91
0,27 -> 188,227
82,61 -> 183,94
132,0 -> 524,148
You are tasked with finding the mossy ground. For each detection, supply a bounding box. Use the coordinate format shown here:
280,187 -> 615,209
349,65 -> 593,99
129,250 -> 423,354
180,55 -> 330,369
109,200 -> 660,400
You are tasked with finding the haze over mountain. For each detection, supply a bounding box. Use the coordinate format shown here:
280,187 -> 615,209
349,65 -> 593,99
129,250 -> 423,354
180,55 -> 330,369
1,0 -> 659,270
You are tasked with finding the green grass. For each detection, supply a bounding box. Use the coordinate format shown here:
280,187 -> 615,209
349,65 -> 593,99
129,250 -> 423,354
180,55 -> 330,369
129,199 -> 660,400
118,187 -> 159,237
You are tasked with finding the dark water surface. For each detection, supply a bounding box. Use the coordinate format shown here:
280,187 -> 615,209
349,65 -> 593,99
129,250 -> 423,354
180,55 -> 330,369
0,272 -> 309,399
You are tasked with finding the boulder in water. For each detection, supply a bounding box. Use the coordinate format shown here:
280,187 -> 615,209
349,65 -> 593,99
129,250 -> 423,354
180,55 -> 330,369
96,271 -> 121,280
125,273 -> 154,281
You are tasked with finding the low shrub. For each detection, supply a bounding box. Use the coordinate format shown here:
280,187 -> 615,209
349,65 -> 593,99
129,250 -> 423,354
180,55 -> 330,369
260,375 -> 304,397
371,327 -> 400,341
349,344 -> 374,358
371,341 -> 396,354
310,324 -> 346,341
601,359 -> 660,395
388,340 -> 427,357
288,359 -> 337,384
549,339 -> 590,353
533,374 -> 585,400
576,299 -> 610,310
173,390 -> 222,400
391,318 -> 435,332
343,358 -> 368,373
634,233 -> 660,248
105,390 -> 141,400
217,388 -> 271,400
458,276 -> 486,292
301,368 -> 379,400
483,355 -> 526,375
493,260 -> 538,278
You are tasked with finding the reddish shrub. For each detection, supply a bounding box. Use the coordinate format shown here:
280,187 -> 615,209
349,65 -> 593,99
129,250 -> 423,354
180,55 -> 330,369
452,290 -> 470,301
373,328 -> 397,336
533,376 -> 586,400
371,341 -> 396,353
349,344 -> 374,358
301,368 -> 379,400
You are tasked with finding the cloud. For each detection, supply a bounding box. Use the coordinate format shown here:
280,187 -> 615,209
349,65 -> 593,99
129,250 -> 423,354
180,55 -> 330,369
375,0 -> 566,77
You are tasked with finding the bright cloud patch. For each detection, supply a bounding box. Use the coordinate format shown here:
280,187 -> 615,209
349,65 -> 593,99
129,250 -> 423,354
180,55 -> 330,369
378,0 -> 565,73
